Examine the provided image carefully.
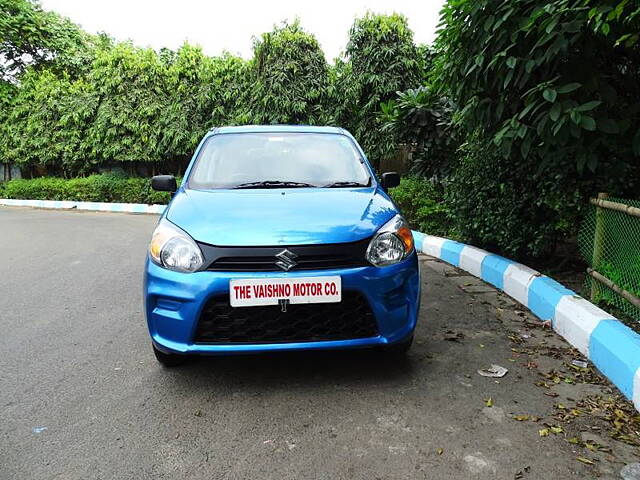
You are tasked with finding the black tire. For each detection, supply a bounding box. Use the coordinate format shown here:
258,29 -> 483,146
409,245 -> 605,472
384,334 -> 414,356
152,343 -> 188,367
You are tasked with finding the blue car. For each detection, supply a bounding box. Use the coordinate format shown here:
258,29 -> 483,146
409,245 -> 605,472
144,125 -> 420,366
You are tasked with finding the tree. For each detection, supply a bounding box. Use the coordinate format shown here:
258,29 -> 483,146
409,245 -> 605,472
0,0 -> 90,81
435,0 -> 640,177
433,0 -> 640,257
85,43 -> 170,167
343,13 -> 421,167
249,21 -> 329,125
160,45 -> 250,163
0,69 -> 98,175
380,86 -> 458,181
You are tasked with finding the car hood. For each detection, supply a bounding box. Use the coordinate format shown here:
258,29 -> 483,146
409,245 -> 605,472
166,187 -> 397,246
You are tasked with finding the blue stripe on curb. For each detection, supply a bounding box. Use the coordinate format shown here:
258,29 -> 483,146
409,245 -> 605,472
440,240 -> 465,267
480,254 -> 513,290
412,231 -> 425,248
527,276 -> 575,321
590,320 -> 640,399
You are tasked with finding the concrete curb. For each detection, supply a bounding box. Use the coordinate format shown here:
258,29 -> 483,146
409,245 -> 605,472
0,198 -> 166,214
412,231 -> 640,412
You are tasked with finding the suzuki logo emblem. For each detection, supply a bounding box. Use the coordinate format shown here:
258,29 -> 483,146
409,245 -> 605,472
275,249 -> 298,271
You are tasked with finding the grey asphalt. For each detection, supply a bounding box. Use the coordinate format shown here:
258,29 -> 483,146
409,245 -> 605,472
1,207 -> 637,479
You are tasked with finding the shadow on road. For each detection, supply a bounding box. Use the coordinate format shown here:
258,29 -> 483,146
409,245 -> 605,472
157,348 -> 419,392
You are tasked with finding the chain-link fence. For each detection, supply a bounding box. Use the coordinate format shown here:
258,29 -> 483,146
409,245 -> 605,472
579,195 -> 640,322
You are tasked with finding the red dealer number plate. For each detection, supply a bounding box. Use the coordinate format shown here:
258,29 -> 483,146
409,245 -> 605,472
229,276 -> 341,308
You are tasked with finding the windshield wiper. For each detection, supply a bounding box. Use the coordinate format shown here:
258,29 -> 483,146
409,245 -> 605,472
232,180 -> 317,189
323,181 -> 368,188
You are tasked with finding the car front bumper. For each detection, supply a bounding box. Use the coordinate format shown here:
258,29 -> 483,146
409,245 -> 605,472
143,253 -> 420,355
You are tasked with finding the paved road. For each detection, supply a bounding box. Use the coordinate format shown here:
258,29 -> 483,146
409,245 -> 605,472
1,207 -> 637,479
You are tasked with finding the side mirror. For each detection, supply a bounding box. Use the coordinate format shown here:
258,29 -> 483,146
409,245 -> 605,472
380,172 -> 400,189
151,175 -> 177,192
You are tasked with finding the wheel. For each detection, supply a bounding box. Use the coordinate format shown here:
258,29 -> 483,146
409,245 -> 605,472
384,334 -> 414,356
152,343 -> 188,367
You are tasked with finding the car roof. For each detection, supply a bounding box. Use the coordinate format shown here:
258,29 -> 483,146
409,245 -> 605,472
210,125 -> 346,136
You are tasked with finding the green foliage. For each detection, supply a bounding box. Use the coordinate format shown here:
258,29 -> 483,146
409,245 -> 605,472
0,0 -> 93,81
341,13 -> 422,167
380,86 -> 458,180
599,260 -> 640,297
435,0 -> 640,177
86,43 -> 170,164
389,177 -> 453,237
250,21 -> 329,125
429,0 -> 640,258
160,48 -> 249,158
446,136 -> 585,258
1,10 -> 423,177
0,69 -> 98,175
579,197 -> 640,321
0,174 -> 176,203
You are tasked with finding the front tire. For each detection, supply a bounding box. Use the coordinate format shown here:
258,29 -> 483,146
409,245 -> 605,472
152,343 -> 188,367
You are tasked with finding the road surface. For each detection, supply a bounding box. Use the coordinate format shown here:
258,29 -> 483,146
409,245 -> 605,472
1,207 -> 637,479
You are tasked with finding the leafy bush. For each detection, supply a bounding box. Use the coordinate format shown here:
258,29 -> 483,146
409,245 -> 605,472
446,136 -> 585,258
1,69 -> 99,174
435,0 -> 640,176
0,174 -> 175,204
380,86 -> 459,181
429,0 -> 640,258
160,48 -> 250,159
389,177 -> 453,237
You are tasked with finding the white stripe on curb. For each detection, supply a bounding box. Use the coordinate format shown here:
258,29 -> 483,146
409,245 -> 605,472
0,198 -> 166,214
503,263 -> 540,307
422,235 -> 447,258
459,245 -> 490,278
634,369 -> 640,412
553,296 -> 612,356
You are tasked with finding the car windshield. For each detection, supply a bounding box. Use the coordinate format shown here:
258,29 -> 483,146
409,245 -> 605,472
187,132 -> 371,189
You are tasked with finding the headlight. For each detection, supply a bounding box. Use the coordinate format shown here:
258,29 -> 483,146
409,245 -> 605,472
366,214 -> 414,267
149,218 -> 204,272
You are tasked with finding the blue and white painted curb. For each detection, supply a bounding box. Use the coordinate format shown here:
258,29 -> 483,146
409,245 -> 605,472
0,198 -> 166,214
413,231 -> 640,412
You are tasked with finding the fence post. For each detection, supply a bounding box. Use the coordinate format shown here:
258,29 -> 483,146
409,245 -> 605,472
591,192 -> 609,302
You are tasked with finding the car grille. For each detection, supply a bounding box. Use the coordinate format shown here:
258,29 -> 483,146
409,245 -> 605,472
197,239 -> 370,272
193,292 -> 378,344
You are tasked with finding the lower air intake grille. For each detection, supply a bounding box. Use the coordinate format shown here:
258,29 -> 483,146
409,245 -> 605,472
194,291 -> 377,344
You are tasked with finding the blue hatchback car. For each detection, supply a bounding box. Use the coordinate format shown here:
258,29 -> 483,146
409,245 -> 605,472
144,125 -> 420,366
